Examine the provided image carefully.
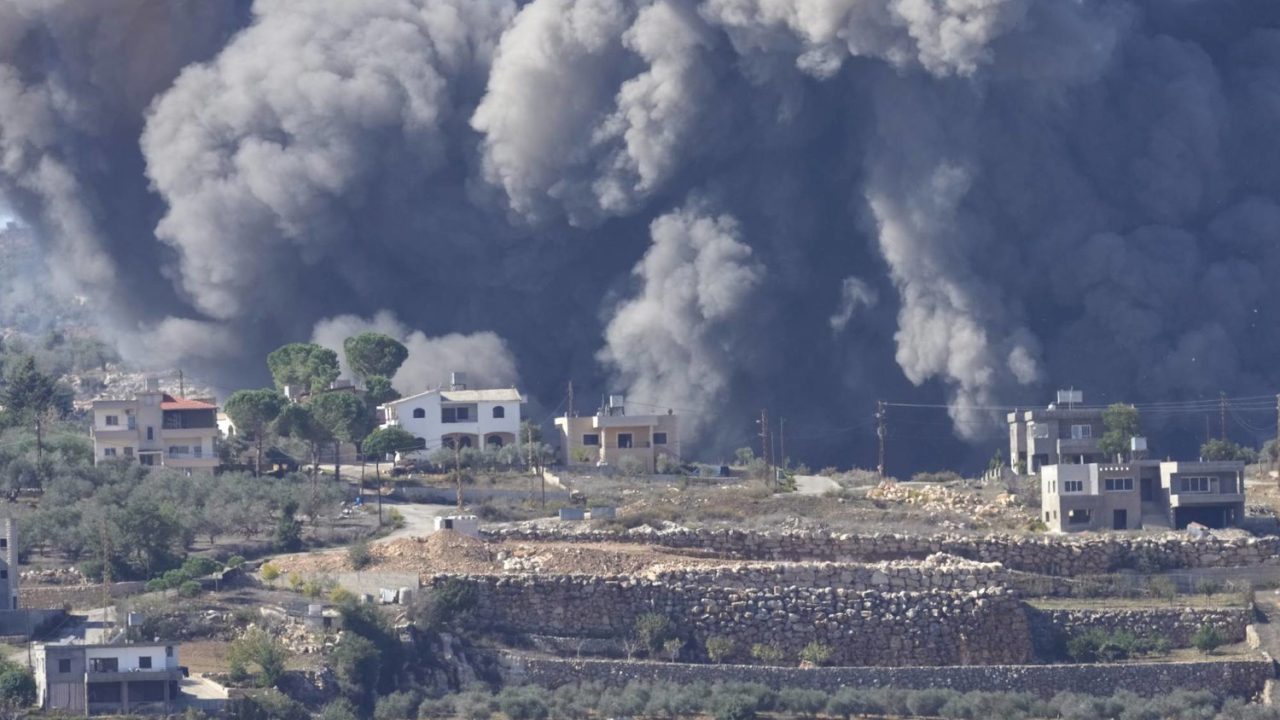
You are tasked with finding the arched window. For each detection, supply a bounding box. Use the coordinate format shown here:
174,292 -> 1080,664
487,435 -> 503,448
412,408 -> 425,419
459,436 -> 473,448
493,406 -> 505,419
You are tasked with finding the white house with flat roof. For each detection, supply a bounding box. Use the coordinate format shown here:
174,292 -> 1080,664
378,373 -> 523,456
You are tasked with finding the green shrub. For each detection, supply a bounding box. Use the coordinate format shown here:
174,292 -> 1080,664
260,563 -> 281,582
319,698 -> 360,720
374,691 -> 422,720
1195,578 -> 1222,596
634,612 -> 675,654
177,580 -> 201,598
777,688 -> 826,717
749,643 -> 784,664
183,555 -> 223,578
712,694 -> 758,720
348,538 -> 373,570
705,636 -> 735,664
416,696 -> 454,718
228,628 -> 288,688
1192,624 -> 1226,654
227,555 -> 247,569
496,687 -> 550,720
799,641 -> 833,666
386,508 -> 406,529
827,688 -> 882,719
1149,576 -> 1178,603
0,668 -> 36,707
905,688 -> 959,716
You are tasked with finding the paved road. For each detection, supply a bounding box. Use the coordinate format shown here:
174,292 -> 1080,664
792,475 -> 840,496
377,500 -> 452,543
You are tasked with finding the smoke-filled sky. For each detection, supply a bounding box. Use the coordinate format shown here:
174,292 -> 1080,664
3,0 -> 1280,472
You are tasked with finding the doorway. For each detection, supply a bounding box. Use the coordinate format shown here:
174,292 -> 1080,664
1140,477 -> 1154,502
1112,509 -> 1127,530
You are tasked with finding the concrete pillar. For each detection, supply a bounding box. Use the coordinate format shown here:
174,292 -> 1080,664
163,676 -> 170,713
121,681 -> 128,714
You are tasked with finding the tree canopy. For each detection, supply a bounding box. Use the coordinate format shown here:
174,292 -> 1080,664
343,332 -> 408,381
1200,438 -> 1257,463
224,389 -> 287,475
363,427 -> 423,461
310,392 -> 372,445
1099,403 -> 1140,460
363,376 -> 400,407
266,343 -> 340,395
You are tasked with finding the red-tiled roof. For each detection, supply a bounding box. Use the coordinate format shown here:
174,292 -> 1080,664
160,394 -> 217,410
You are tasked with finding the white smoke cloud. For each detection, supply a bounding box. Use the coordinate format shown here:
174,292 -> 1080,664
830,277 -> 879,333
598,204 -> 763,437
311,311 -> 519,393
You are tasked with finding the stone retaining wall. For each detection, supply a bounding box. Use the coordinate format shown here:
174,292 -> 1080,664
484,526 -> 1278,576
1026,606 -> 1252,657
500,652 -> 1273,699
20,581 -> 147,610
432,574 -> 1031,666
645,554 -> 1008,593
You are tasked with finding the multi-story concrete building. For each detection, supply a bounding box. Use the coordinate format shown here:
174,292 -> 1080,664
379,373 -> 523,455
33,640 -> 183,715
1008,390 -> 1107,473
555,396 -> 680,474
0,518 -> 16,611
1041,459 -> 1245,532
90,379 -> 218,473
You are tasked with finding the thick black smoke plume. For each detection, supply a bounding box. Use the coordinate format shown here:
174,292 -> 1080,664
4,0 -> 1280,471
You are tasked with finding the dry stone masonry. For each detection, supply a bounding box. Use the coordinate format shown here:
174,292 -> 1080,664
433,574 -> 1032,666
486,525 -> 1280,576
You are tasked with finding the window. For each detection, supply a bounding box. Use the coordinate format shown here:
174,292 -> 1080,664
582,434 -> 599,446
1044,512 -> 1050,522
123,447 -> 133,458
105,415 -> 119,427
1030,422 -> 1049,439
166,646 -> 173,658
139,656 -> 152,669
193,446 -> 203,458
653,433 -> 667,445
146,426 -> 154,441
1070,424 -> 1093,439
168,446 -> 189,457
442,407 -> 471,423
617,433 -> 633,449
58,659 -> 71,673
412,408 -> 425,419
89,657 -> 119,673
103,448 -> 117,458
1,570 -> 8,579
1104,478 -> 1134,492
1062,480 -> 1084,493
1179,476 -> 1211,493
493,406 -> 505,419
1067,508 -> 1091,524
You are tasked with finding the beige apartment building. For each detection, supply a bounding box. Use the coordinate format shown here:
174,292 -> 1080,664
555,396 -> 679,474
1042,459 -> 1245,532
90,379 -> 218,473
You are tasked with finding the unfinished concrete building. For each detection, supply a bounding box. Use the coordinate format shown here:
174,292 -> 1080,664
33,641 -> 182,715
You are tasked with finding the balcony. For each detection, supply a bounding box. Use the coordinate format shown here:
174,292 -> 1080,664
1057,437 -> 1100,456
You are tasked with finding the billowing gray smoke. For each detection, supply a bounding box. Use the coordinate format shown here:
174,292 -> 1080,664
4,0 -> 1280,470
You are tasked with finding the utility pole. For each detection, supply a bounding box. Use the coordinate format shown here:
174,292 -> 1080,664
454,443 -> 464,511
567,381 -> 575,418
1205,415 -> 1212,445
758,409 -> 771,487
1274,394 -> 1279,472
1220,392 -> 1228,441
779,418 -> 786,472
876,401 -> 886,478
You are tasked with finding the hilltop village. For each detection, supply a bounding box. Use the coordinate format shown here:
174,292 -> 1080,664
0,335 -> 1278,720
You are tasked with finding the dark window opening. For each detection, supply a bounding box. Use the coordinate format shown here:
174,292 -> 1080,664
58,659 -> 71,673
493,406 -> 505,419
412,408 -> 425,419
582,434 -> 599,447
653,433 -> 667,445
87,682 -> 122,703
146,427 -> 154,441
139,656 -> 152,669
90,658 -> 119,673
617,433 -> 633,449
1,570 -> 8,579
1067,509 -> 1091,525
442,407 -> 472,423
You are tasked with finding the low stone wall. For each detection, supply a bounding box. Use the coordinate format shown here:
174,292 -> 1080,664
20,581 -> 146,610
1027,605 -> 1252,657
500,652 -> 1273,699
431,574 -> 1031,666
645,554 -> 1008,593
484,526 -> 1279,576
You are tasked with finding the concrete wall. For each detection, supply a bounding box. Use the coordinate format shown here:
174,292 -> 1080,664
500,652 -> 1273,700
483,526 -> 1280,576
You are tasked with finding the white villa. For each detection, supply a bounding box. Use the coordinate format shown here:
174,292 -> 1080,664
378,373 -> 523,456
